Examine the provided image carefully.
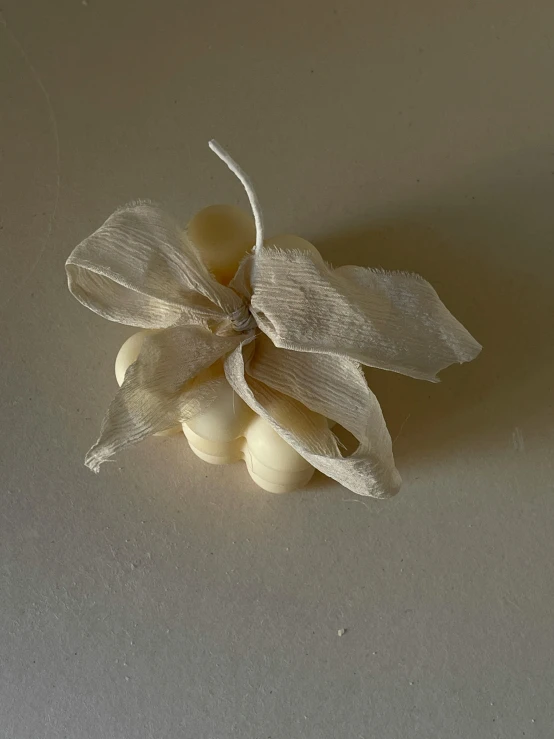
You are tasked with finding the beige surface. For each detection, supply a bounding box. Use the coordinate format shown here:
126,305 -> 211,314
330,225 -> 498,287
1,1 -> 554,737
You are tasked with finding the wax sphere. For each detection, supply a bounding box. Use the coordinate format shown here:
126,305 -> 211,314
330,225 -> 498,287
115,331 -> 148,386
186,205 -> 255,284
183,369 -> 314,493
244,416 -> 314,492
185,373 -> 252,442
267,233 -> 322,260
183,410 -> 314,494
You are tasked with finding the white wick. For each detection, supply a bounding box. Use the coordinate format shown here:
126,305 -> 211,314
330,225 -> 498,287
209,139 -> 265,252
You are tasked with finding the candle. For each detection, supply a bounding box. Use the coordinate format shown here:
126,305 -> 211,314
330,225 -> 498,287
68,140 -> 480,497
114,206 -> 318,493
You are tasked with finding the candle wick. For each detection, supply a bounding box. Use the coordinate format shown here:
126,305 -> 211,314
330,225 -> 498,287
208,139 -> 265,252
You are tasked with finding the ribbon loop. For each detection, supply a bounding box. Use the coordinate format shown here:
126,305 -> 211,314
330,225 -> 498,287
67,202 -> 247,328
249,247 -> 482,382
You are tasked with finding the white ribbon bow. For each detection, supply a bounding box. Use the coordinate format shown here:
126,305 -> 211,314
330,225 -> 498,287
66,141 -> 481,498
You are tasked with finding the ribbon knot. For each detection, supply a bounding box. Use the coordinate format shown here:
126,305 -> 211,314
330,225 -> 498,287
228,301 -> 256,333
65,140 -> 481,498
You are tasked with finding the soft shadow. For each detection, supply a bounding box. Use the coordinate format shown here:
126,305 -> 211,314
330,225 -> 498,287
315,158 -> 554,471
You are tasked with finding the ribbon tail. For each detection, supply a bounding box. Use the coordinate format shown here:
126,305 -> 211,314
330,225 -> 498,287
86,325 -> 240,472
224,340 -> 401,498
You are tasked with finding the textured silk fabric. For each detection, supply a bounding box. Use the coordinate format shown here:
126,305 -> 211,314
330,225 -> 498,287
66,203 -> 481,497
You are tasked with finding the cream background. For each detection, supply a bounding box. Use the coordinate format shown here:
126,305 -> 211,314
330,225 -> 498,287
1,1 -> 553,737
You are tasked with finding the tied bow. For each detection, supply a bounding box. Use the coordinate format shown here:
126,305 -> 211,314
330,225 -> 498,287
66,141 -> 481,498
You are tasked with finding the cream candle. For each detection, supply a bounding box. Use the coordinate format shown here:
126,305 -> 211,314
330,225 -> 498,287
67,140 -> 480,498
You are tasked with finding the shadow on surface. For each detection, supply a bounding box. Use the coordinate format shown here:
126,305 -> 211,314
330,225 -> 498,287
315,157 -> 554,472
